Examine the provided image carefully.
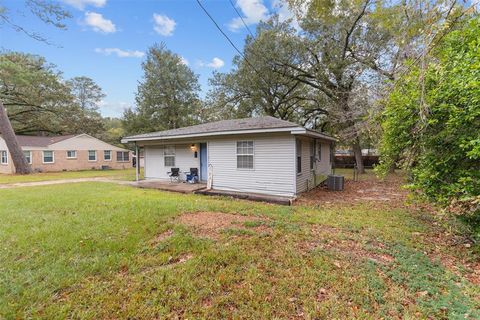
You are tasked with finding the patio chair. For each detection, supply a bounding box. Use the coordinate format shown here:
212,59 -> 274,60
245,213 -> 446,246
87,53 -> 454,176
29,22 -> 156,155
168,168 -> 181,183
186,168 -> 199,184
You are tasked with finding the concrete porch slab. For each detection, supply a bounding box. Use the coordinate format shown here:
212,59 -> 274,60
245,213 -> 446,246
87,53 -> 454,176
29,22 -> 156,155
195,189 -> 294,206
133,179 -> 206,194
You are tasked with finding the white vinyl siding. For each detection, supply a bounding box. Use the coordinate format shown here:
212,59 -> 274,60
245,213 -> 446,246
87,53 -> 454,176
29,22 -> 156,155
315,142 -> 332,176
296,138 -> 332,193
23,151 -> 32,164
66,150 -> 77,159
43,151 -> 54,164
209,134 -> 296,197
144,144 -> 199,180
1,150 -> 7,164
142,134 -> 331,197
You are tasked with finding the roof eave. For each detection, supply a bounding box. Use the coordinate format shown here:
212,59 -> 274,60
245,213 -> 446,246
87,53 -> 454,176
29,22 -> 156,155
291,129 -> 337,142
121,126 -> 302,143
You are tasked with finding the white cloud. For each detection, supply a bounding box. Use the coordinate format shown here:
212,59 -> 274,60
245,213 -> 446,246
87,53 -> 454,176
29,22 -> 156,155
199,57 -> 225,69
98,100 -> 130,117
271,0 -> 301,30
95,48 -> 144,58
153,13 -> 176,36
180,56 -> 189,66
228,0 -> 269,31
84,12 -> 116,33
63,0 -> 106,10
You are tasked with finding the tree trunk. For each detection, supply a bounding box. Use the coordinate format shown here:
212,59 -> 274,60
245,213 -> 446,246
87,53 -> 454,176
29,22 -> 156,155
352,138 -> 365,174
0,101 -> 32,174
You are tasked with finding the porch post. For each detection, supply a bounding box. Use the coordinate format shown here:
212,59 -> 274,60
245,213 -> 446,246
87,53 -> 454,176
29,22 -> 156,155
135,143 -> 140,182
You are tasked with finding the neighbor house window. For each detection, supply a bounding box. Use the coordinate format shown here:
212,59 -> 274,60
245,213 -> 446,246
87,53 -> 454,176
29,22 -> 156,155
310,141 -> 315,170
104,150 -> 111,161
1,150 -> 7,164
116,151 -> 129,162
23,151 -> 32,164
43,151 -> 54,163
236,141 -> 254,169
66,150 -> 77,159
88,150 -> 97,161
164,146 -> 175,167
296,139 -> 302,174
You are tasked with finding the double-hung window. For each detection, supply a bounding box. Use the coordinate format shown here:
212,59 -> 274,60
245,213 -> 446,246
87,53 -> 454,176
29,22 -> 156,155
236,141 -> 254,169
104,150 -> 112,161
88,150 -> 97,161
43,151 -> 54,163
164,146 -> 175,167
24,151 -> 32,164
296,139 -> 302,174
66,150 -> 77,159
116,151 -> 129,162
0,150 -> 7,164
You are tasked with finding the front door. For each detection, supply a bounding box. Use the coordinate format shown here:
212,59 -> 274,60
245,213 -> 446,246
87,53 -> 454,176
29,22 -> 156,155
200,143 -> 207,182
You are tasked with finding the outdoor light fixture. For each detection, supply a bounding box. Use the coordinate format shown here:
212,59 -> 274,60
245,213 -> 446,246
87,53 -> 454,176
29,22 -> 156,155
190,144 -> 197,152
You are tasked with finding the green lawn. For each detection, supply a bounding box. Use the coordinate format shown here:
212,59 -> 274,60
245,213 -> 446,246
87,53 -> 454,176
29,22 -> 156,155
0,168 -> 141,184
0,181 -> 478,319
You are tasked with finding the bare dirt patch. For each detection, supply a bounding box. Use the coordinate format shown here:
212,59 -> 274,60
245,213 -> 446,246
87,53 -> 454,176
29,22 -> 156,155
149,229 -> 174,247
298,225 -> 395,265
297,174 -> 408,209
177,211 -> 270,239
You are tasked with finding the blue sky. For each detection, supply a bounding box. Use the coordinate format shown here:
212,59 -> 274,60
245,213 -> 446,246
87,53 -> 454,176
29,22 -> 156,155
1,0 -> 294,117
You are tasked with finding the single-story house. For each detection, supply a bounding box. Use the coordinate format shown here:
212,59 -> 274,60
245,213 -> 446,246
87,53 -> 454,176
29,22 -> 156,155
0,133 -> 132,174
122,116 -> 336,198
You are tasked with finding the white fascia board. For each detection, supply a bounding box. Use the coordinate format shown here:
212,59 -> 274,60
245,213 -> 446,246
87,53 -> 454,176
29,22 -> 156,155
121,127 -> 303,143
291,129 -> 337,142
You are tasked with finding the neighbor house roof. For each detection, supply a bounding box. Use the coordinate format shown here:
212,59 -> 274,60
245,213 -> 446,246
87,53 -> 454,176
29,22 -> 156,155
122,116 -> 336,143
14,134 -> 76,147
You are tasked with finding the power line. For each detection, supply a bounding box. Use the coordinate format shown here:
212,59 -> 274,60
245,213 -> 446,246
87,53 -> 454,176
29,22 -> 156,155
195,0 -> 268,83
228,0 -> 255,37
195,0 -> 246,61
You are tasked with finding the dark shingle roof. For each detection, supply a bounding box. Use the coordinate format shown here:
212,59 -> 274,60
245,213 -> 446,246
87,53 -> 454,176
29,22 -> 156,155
124,116 -> 301,140
13,135 -> 76,147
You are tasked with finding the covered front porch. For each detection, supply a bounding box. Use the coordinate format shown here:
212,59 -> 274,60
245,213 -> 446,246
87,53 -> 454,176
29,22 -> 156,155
133,141 -> 209,183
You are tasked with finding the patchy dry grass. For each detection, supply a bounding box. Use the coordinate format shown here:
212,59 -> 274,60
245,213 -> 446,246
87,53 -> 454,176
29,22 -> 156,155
0,175 -> 479,319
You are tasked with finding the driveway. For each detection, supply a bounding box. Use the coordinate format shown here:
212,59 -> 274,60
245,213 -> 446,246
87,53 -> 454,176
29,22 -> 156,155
0,177 -> 134,189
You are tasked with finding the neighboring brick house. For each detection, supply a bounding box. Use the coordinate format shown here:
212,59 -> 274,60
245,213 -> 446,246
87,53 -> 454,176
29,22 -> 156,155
0,134 -> 132,174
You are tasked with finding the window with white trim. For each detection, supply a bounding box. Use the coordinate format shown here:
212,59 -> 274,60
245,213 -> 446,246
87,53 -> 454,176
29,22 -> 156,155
164,146 -> 175,167
296,139 -> 302,174
66,150 -> 77,159
104,150 -> 111,161
23,151 -> 32,164
1,150 -> 7,164
88,150 -> 97,161
236,141 -> 254,169
116,151 -> 129,162
43,151 -> 54,163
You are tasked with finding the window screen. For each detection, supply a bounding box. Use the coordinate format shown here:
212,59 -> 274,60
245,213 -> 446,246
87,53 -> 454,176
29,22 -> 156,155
164,146 -> 175,167
236,141 -> 254,169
